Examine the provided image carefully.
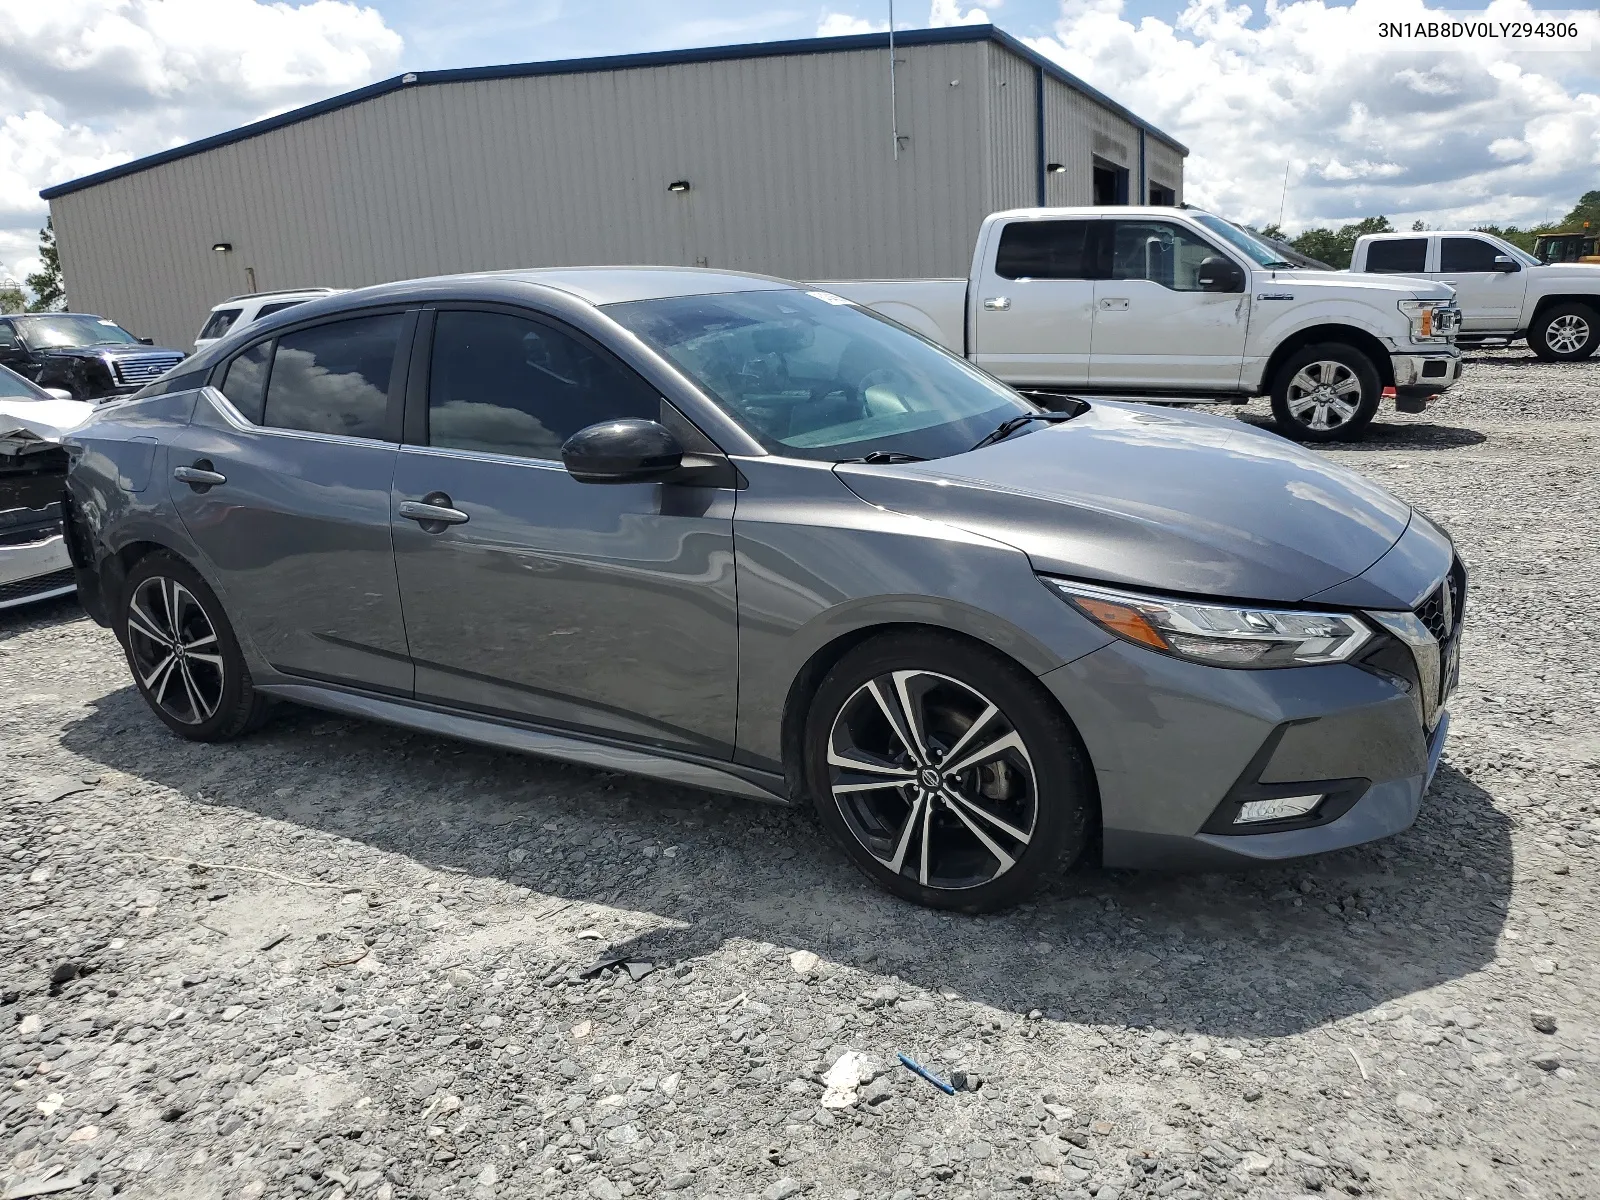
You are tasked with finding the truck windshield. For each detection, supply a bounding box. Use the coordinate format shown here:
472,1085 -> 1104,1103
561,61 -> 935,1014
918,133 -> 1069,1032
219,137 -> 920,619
1189,213 -> 1291,267
16,314 -> 141,349
608,288 -> 1041,461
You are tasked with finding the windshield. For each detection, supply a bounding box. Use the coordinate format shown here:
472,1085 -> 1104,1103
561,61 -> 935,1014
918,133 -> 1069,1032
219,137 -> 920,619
1189,213 -> 1289,267
0,364 -> 50,401
17,314 -> 140,349
608,288 -> 1040,461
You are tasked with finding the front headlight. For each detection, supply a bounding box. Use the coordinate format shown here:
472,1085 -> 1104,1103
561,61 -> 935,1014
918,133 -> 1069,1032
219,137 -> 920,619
1044,578 -> 1373,668
1398,299 -> 1457,342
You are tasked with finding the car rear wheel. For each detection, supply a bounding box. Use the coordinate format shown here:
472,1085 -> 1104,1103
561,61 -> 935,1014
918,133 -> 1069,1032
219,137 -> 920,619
117,552 -> 267,741
804,631 -> 1092,912
1269,343 -> 1382,442
1529,302 -> 1600,361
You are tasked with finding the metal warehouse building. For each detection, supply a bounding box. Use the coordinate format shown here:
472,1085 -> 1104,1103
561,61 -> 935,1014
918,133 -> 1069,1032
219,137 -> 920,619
42,24 -> 1186,350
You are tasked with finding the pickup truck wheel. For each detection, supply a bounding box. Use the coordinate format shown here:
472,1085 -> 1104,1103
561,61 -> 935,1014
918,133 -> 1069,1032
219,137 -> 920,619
1530,303 -> 1599,361
1269,343 -> 1381,442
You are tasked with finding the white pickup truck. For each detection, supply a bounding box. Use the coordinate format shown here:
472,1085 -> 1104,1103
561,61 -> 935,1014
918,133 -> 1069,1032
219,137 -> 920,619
1352,230 -> 1600,362
819,206 -> 1462,441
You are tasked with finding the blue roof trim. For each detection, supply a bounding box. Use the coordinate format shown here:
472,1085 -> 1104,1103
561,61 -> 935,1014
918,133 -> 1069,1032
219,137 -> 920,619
40,24 -> 1185,201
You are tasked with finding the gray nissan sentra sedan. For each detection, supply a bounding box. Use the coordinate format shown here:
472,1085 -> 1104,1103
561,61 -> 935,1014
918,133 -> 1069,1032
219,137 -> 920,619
62,268 -> 1465,911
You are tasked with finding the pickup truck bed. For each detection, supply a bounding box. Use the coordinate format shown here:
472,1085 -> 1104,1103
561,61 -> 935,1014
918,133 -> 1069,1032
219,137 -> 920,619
811,278 -> 968,354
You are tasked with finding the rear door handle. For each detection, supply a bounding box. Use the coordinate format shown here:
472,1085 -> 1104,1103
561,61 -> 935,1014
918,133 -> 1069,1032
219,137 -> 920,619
1098,298 -> 1130,310
982,296 -> 1010,311
399,497 -> 470,528
173,462 -> 226,489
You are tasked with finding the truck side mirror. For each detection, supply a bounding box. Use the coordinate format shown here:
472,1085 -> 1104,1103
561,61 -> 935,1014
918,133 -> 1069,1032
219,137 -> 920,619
1197,256 -> 1245,293
1492,256 -> 1520,273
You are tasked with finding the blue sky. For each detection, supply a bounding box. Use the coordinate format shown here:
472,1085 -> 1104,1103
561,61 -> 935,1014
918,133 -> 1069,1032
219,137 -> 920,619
1,1 -> 1596,282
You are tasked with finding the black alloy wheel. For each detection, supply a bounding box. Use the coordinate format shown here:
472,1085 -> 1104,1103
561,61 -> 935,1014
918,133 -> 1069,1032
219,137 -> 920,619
117,552 -> 268,741
806,631 -> 1091,912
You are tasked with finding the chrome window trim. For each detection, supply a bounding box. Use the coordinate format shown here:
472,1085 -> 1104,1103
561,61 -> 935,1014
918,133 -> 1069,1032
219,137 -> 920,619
200,386 -> 399,449
397,441 -> 568,473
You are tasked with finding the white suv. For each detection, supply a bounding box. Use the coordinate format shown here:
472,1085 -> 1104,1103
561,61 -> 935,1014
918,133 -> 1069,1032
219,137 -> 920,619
193,288 -> 344,352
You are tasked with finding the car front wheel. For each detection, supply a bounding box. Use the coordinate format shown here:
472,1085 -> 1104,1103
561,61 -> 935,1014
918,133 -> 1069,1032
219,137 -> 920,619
117,552 -> 268,741
1269,343 -> 1382,442
804,631 -> 1092,912
1530,302 -> 1600,361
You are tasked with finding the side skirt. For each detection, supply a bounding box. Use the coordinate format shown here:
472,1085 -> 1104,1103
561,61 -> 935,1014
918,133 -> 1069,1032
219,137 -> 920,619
256,682 -> 790,804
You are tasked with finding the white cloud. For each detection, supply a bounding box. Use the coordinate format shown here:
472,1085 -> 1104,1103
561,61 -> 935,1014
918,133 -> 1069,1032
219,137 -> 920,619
817,13 -> 885,36
0,0 -> 402,286
1026,0 -> 1600,232
929,0 -> 990,25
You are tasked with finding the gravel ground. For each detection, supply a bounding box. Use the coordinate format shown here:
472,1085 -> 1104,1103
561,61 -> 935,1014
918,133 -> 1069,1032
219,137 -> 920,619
2,349 -> 1596,1200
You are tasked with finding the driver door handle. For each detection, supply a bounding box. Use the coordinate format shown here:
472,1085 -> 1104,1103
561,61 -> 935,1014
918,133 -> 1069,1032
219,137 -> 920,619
982,296 -> 1010,311
173,464 -> 227,487
1099,298 -> 1130,310
398,499 -> 470,526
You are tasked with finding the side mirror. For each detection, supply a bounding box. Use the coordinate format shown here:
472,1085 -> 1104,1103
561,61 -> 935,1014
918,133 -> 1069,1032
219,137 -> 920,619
43,388 -> 75,401
561,419 -> 683,484
138,337 -> 155,345
1492,255 -> 1520,273
1198,255 -> 1245,292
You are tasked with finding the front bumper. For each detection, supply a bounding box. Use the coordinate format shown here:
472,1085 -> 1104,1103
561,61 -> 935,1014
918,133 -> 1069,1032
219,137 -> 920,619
1390,350 -> 1461,405
0,532 -> 75,610
1041,636 -> 1449,872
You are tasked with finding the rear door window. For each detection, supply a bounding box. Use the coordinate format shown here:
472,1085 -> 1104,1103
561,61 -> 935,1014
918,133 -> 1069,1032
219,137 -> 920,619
199,309 -> 241,341
262,315 -> 402,440
994,220 -> 1097,280
425,310 -> 657,459
1439,237 -> 1503,272
1365,239 -> 1428,273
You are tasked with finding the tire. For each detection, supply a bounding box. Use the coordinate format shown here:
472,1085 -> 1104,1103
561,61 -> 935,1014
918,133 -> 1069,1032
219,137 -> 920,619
1529,302 -> 1600,362
1269,342 -> 1382,442
115,551 -> 268,741
803,630 -> 1092,913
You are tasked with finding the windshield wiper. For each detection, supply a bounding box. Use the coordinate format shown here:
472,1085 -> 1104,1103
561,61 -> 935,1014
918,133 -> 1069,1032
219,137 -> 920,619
1263,260 -> 1295,269
847,450 -> 926,464
969,412 -> 1076,452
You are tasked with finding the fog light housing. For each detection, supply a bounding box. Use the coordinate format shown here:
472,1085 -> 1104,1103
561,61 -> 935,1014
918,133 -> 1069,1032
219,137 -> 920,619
1235,794 -> 1323,825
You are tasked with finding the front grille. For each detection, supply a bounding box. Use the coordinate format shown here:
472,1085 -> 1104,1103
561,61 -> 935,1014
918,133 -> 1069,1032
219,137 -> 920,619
111,354 -> 184,386
0,568 -> 74,605
1415,557 -> 1467,642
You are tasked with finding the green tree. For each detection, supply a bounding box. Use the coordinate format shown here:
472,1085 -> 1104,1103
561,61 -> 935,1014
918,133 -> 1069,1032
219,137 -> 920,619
1558,190 -> 1600,230
1471,223 -> 1538,253
24,217 -> 65,312
1288,215 -> 1393,270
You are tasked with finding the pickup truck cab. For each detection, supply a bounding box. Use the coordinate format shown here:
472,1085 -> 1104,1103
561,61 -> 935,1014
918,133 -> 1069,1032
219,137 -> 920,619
820,206 -> 1462,442
1352,230 -> 1600,362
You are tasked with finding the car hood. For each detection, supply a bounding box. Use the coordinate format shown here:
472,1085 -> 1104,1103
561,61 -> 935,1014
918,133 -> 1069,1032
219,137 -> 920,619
834,402 -> 1414,605
1268,268 -> 1455,301
1531,261 -> 1600,283
0,398 -> 97,439
38,343 -> 186,360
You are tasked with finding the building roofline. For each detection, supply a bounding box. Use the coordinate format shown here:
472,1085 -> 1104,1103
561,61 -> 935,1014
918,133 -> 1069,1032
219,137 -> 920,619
40,24 -> 1186,201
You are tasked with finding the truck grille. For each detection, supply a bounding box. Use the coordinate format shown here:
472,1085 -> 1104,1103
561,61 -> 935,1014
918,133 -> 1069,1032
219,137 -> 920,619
111,353 -> 184,387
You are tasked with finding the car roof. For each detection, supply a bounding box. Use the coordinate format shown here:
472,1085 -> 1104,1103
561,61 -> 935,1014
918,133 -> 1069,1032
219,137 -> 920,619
332,265 -> 796,308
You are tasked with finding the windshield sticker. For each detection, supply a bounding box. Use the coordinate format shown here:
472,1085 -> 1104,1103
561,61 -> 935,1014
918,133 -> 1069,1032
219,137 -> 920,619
805,290 -> 855,306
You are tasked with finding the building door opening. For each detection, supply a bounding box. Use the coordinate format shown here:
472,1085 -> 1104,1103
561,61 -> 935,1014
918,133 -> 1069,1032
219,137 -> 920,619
1093,157 -> 1129,205
1148,183 -> 1176,206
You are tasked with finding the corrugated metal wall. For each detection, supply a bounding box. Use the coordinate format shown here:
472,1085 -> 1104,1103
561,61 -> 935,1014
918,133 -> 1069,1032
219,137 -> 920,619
51,40 -> 1183,349
1146,140 -> 1184,202
982,43 -> 1037,216
1040,74 -> 1143,207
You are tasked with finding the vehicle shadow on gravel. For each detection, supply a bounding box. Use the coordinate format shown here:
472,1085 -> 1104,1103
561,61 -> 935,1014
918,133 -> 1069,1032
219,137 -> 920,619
62,688 -> 1512,1040
1235,413 -> 1489,450
0,594 -> 85,641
